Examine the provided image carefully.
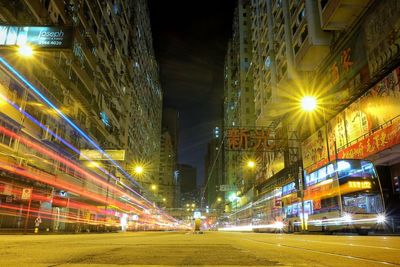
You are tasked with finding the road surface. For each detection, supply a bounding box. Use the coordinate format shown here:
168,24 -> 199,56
0,231 -> 399,266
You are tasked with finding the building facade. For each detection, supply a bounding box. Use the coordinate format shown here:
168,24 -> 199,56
223,0 -> 256,216
177,163 -> 197,205
205,127 -> 224,208
0,0 -> 168,232
224,0 -> 400,229
158,130 -> 176,208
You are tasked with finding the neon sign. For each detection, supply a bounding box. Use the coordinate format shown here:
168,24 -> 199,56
348,181 -> 371,189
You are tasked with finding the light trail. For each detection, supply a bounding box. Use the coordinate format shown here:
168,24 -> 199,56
0,92 -> 147,204
0,58 -> 180,227
0,125 -> 148,210
0,57 -> 143,190
0,160 -> 140,213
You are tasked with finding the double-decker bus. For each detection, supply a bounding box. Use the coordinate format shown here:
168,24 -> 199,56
284,159 -> 385,234
252,188 -> 283,232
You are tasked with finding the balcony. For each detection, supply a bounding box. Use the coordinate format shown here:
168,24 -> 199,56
294,1 -> 331,71
319,0 -> 371,30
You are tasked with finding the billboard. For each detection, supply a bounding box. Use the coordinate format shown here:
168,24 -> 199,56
0,25 -> 73,48
303,66 -> 400,172
302,127 -> 328,171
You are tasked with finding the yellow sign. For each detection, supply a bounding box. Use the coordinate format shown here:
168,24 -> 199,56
21,188 -> 32,200
348,181 -> 371,189
79,149 -> 125,161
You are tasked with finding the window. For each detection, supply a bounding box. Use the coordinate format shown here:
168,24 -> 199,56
0,119 -> 17,149
77,109 -> 86,126
342,194 -> 383,214
9,80 -> 24,106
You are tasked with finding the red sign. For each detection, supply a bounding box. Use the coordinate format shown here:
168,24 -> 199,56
338,120 -> 400,159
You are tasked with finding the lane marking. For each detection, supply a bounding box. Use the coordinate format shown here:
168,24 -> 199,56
240,237 -> 398,266
282,237 -> 400,251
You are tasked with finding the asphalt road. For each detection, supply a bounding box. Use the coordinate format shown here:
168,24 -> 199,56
0,231 -> 399,266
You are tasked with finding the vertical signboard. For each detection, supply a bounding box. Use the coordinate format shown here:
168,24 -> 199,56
302,127 -> 328,171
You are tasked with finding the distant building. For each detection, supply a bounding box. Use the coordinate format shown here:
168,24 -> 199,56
162,108 -> 179,158
223,0 -> 255,212
177,164 -> 197,205
205,127 -> 224,208
158,131 -> 176,208
178,164 -> 197,194
159,108 -> 180,208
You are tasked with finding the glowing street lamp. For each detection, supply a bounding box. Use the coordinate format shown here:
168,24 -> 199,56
300,96 -> 317,112
18,44 -> 34,57
150,184 -> 157,191
134,165 -> 144,175
247,160 -> 256,169
217,197 -> 222,202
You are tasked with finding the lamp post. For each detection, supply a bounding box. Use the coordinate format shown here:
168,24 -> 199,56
300,95 -> 343,230
300,95 -> 327,231
134,165 -> 144,175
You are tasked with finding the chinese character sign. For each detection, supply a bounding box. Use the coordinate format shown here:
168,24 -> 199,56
225,127 -> 287,151
304,66 -> 400,171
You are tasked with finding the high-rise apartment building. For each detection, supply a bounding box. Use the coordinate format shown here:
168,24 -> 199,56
178,163 -> 197,206
0,0 -> 166,231
223,0 -> 255,213
159,108 -> 180,208
224,0 -> 400,228
162,108 -> 179,158
205,127 -> 224,208
158,130 -> 176,208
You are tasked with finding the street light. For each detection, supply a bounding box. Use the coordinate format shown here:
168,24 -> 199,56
151,184 -> 157,191
299,95 -> 343,231
300,96 -> 317,112
246,160 -> 256,169
18,44 -> 34,57
134,165 -> 144,175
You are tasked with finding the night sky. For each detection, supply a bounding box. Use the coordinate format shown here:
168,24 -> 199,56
149,0 -> 235,186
